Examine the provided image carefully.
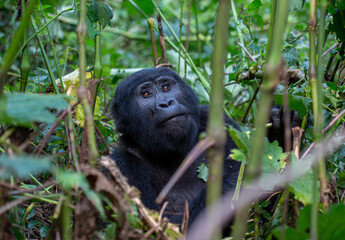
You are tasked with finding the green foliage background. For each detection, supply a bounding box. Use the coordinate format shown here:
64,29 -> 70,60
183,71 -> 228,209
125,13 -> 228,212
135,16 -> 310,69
0,0 -> 345,239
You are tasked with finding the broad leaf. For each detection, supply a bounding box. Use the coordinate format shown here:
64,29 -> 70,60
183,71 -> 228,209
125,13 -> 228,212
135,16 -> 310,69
0,93 -> 68,127
274,94 -> 312,118
288,153 -> 316,205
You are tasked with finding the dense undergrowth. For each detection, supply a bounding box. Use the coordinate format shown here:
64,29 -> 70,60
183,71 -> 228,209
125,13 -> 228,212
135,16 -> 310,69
0,0 -> 345,239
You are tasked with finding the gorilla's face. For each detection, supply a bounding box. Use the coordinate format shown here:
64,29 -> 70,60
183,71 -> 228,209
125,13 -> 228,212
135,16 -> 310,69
135,76 -> 189,130
113,68 -> 200,159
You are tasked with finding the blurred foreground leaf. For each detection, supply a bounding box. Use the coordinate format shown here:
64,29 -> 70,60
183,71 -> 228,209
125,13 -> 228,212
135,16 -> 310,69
274,204 -> 345,240
288,153 -> 316,205
0,155 -> 51,179
57,170 -> 105,217
0,93 -> 68,127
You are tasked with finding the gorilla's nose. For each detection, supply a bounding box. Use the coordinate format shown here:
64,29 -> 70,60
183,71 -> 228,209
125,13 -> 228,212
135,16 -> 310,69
157,98 -> 175,108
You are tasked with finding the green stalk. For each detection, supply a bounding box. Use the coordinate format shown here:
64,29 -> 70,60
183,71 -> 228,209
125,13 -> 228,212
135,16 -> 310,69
178,0 -> 184,75
230,0 -> 245,59
61,194 -> 72,240
206,1 -> 232,239
0,0 -> 38,95
316,0 -> 329,201
92,22 -> 102,112
14,7 -> 74,64
22,203 -> 35,228
232,1 -> 289,239
266,0 -> 277,56
155,6 -> 210,90
31,16 -> 60,94
147,18 -> 158,65
94,22 -> 102,80
77,0 -> 97,166
38,0 -> 66,93
20,0 -> 30,92
77,0 -> 87,88
163,3 -> 213,48
184,0 -> 191,80
192,0 -> 203,67
308,1 -> 318,239
128,0 -> 211,91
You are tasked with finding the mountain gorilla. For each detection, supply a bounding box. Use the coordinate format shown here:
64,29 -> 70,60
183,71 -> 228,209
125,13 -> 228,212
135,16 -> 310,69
111,67 -> 254,224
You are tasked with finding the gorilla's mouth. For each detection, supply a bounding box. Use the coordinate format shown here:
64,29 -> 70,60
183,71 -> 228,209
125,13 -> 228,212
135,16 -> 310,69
158,113 -> 187,126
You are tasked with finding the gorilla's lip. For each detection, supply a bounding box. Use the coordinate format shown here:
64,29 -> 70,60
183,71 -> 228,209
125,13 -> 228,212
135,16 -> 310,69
158,113 -> 187,126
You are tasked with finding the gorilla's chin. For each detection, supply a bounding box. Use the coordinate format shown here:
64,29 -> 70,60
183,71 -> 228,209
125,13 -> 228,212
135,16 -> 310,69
158,114 -> 188,128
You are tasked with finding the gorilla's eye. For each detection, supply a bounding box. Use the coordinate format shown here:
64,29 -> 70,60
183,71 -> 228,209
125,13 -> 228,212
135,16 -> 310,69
162,84 -> 170,92
142,91 -> 150,98
140,89 -> 151,98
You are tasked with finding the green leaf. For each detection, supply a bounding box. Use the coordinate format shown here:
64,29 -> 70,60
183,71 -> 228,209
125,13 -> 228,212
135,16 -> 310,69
282,45 -> 300,67
288,153 -> 316,205
262,140 -> 286,174
273,94 -> 312,118
87,0 -> 113,27
0,93 -> 68,127
230,149 -> 247,164
57,170 -> 105,217
289,0 -> 306,10
324,90 -> 339,108
226,126 -> 251,152
253,15 -> 264,29
318,204 -> 345,240
273,227 -> 309,240
197,163 -> 209,182
275,204 -> 345,240
57,171 -> 87,191
132,0 -> 155,16
86,15 -> 97,38
328,10 -> 345,42
0,155 -> 51,180
248,0 -> 263,10
336,172 -> 345,188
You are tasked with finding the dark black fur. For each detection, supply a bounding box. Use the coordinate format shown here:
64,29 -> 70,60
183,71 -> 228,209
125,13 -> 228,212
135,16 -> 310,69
111,68 -> 241,223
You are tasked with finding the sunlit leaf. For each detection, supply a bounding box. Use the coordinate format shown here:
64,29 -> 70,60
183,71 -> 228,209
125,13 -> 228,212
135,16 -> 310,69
197,163 -> 209,182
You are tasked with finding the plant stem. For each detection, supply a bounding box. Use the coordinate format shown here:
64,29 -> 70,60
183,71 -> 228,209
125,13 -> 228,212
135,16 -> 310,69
129,0 -> 211,91
206,0 -> 232,239
76,0 -> 97,166
316,0 -> 329,206
233,1 -> 289,239
308,1 -> 319,239
20,0 -> 30,92
38,0 -> 66,93
31,16 -> 60,94
15,7 -> 74,67
0,0 -> 38,95
147,18 -> 158,65
177,0 -> 184,74
231,0 -> 245,59
92,21 -> 102,113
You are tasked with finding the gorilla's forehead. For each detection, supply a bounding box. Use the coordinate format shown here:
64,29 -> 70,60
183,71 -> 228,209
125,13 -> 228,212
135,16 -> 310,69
115,68 -> 185,97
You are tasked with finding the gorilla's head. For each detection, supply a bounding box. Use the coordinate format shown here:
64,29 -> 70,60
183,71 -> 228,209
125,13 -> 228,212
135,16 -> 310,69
112,68 -> 200,159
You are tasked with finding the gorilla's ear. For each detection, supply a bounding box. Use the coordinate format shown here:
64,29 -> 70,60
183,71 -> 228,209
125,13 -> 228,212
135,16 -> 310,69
111,99 -> 126,133
110,98 -> 118,119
